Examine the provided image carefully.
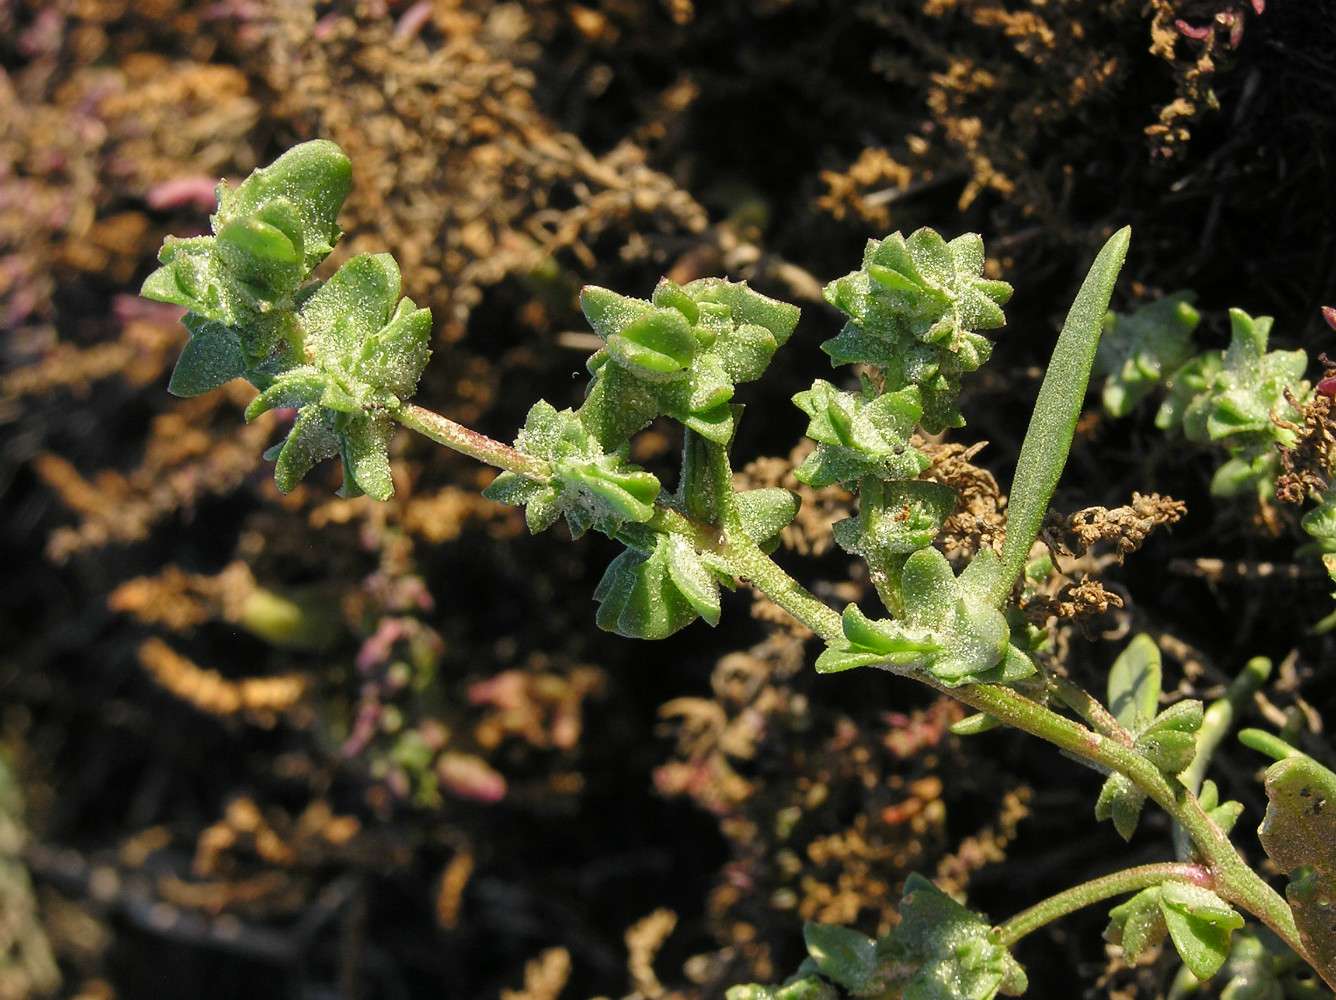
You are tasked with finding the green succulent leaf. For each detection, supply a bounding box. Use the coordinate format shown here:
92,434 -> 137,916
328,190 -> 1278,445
792,381 -> 931,488
821,229 -> 1012,432
142,140 -> 352,326
593,533 -> 723,639
212,139 -> 351,274
735,487 -> 802,552
1134,700 -> 1204,774
142,143 -> 430,500
994,228 -> 1130,606
141,235 -> 238,323
804,923 -> 882,997
1197,780 -> 1245,837
482,400 -> 660,537
817,548 -> 1033,686
726,979 -> 839,1000
578,277 -> 799,450
1107,633 -> 1162,733
876,874 -> 1029,1000
241,253 -> 431,499
1096,772 -> 1147,841
1106,887 -> 1169,965
1154,307 -> 1310,502
167,317 -> 248,397
1097,292 -> 1200,418
1159,882 -> 1245,980
833,479 -> 959,561
1105,884 -> 1243,979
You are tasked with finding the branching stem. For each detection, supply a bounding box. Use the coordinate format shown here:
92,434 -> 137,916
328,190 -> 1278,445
394,402 -> 553,481
996,862 -> 1213,948
922,680 -> 1305,957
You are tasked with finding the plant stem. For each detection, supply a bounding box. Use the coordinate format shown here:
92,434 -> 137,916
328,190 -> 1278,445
645,504 -> 845,643
996,862 -> 1212,948
1173,656 -> 1272,860
900,678 -> 1305,957
1181,656 -> 1271,795
393,402 -> 552,480
1048,674 -> 1133,746
727,532 -> 845,642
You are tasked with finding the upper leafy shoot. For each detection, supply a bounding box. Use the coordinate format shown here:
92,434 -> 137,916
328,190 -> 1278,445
141,141 -> 432,500
243,253 -> 432,500
729,875 -> 1027,1000
578,277 -> 800,449
142,140 -> 351,326
1157,307 -> 1309,499
791,381 -> 930,488
816,548 -> 1035,686
822,229 -> 1012,432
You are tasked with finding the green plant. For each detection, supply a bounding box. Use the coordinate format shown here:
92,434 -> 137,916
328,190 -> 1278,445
1099,294 -> 1336,625
142,141 -> 1336,999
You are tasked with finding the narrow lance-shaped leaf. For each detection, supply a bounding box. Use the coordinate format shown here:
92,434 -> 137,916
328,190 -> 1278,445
993,228 -> 1131,606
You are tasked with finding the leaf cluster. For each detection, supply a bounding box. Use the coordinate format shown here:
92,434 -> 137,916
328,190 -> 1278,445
1101,301 -> 1310,503
141,141 -> 432,499
821,230 -> 1012,433
1095,635 -> 1238,841
1105,881 -> 1246,980
727,875 -> 1027,1000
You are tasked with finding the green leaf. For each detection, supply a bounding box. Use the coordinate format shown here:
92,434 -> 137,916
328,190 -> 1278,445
141,236 -> 234,322
167,320 -> 247,396
483,401 -> 660,538
816,549 -> 1033,686
592,534 -> 720,639
235,253 -> 432,499
1257,755 -> 1336,986
143,141 -> 352,327
1159,882 -> 1244,980
726,979 -> 839,1000
833,479 -> 959,560
792,381 -> 930,488
213,139 -> 351,273
270,406 -> 339,493
578,277 -> 799,450
803,923 -> 881,996
1096,772 -> 1146,840
338,412 -> 395,500
215,212 -> 303,296
607,309 -> 697,375
1106,884 -> 1242,979
301,253 -> 403,372
1096,292 -> 1200,418
876,874 -> 1028,1000
141,142 -> 430,501
1106,887 -> 1168,965
993,228 -> 1130,607
735,487 -> 801,552
1135,700 -> 1203,774
356,297 -> 434,399
1108,633 -> 1162,733
1152,306 -> 1311,503
1197,780 -> 1245,837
